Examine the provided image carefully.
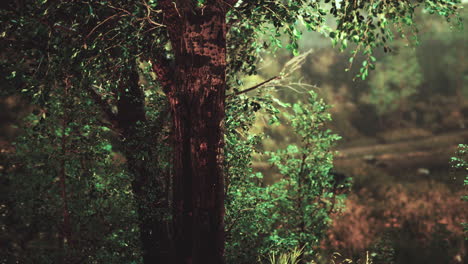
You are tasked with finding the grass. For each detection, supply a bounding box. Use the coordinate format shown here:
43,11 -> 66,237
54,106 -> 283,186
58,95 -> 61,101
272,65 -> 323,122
267,249 -> 373,264
267,248 -> 302,264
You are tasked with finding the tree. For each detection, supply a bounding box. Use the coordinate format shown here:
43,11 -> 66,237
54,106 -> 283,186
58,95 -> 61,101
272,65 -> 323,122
0,0 -> 462,263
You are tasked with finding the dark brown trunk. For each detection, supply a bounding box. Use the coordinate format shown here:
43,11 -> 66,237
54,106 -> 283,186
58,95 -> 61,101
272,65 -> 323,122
116,61 -> 173,263
58,133 -> 71,246
162,3 -> 228,263
58,78 -> 72,263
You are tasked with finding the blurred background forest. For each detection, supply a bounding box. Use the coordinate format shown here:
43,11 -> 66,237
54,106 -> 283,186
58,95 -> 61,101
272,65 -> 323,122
244,5 -> 467,264
0,2 -> 467,264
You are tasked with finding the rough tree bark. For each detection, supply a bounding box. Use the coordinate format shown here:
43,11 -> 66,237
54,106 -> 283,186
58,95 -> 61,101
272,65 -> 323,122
154,1 -> 236,263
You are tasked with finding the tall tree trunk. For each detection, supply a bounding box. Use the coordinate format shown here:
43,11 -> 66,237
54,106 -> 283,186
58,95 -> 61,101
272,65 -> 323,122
116,61 -> 173,263
58,77 -> 72,263
161,3 -> 228,263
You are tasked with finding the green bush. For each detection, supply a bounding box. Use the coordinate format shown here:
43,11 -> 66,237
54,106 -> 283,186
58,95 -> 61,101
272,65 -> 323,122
225,91 -> 347,263
1,83 -> 140,263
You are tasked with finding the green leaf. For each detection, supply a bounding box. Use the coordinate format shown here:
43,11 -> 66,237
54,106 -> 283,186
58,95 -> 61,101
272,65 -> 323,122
102,144 -> 112,151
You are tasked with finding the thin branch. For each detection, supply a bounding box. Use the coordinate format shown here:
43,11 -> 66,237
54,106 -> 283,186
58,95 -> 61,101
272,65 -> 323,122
226,76 -> 281,98
275,84 -> 308,94
172,2 -> 182,17
221,0 -> 239,7
224,0 -> 247,30
107,4 -> 133,15
58,77 -> 73,249
34,17 -> 77,34
84,12 -> 122,43
140,0 -> 165,27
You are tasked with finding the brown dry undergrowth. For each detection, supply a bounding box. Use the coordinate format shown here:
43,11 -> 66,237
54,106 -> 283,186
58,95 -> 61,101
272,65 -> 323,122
325,181 -> 465,262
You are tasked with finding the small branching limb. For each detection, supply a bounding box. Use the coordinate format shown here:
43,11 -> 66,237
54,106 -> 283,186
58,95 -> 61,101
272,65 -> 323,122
220,0 -> 241,12
157,0 -> 185,21
280,49 -> 314,78
222,0 -> 239,5
84,12 -> 123,44
139,0 -> 165,27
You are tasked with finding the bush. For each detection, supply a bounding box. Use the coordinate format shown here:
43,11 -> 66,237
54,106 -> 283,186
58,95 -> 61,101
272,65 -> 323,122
225,91 -> 347,263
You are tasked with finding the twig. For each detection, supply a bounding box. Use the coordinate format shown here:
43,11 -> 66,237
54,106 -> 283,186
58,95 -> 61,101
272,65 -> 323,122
172,2 -> 181,17
227,76 -> 281,98
141,0 -> 165,27
84,12 -> 122,43
107,4 -> 133,15
222,0 -> 240,7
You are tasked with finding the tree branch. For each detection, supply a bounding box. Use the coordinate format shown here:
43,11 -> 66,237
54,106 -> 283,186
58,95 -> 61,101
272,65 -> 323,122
84,12 -> 123,43
226,76 -> 281,98
221,0 -> 239,7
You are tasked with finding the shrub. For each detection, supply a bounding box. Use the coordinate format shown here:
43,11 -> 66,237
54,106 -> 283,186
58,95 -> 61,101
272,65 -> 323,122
225,91 -> 346,263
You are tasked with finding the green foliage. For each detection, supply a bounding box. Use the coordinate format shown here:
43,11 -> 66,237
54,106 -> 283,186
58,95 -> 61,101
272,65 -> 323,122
264,92 -> 344,260
1,78 -> 140,263
268,247 -> 303,264
224,92 -> 277,264
0,2 -> 171,261
226,1 -> 462,87
225,90 -> 346,263
325,0 -> 463,79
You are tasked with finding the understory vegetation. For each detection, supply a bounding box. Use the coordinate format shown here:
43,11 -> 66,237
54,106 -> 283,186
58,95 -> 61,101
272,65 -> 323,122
225,90 -> 346,263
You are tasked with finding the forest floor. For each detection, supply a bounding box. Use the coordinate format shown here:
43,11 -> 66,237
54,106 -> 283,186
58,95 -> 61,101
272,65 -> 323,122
325,128 -> 467,264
